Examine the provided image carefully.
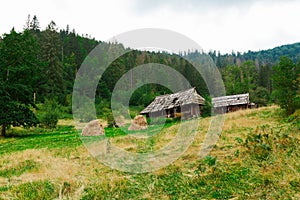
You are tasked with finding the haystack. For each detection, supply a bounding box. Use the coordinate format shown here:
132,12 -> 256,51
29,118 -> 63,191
128,115 -> 148,131
82,119 -> 105,136
114,115 -> 126,127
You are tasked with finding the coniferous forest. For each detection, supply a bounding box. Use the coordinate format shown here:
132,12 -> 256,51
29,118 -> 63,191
0,15 -> 299,135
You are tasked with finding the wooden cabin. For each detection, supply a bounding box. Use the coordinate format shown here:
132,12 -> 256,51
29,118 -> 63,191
140,88 -> 205,119
212,93 -> 250,114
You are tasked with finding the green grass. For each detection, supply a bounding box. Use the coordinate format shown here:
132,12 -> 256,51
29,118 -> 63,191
0,126 -> 81,155
106,119 -> 177,137
10,181 -> 57,200
0,160 -> 38,178
0,120 -> 179,155
0,106 -> 299,199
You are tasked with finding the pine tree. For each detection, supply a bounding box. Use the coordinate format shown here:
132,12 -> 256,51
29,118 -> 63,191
272,56 -> 300,114
30,15 -> 40,32
24,14 -> 31,30
0,29 -> 40,136
41,21 -> 65,102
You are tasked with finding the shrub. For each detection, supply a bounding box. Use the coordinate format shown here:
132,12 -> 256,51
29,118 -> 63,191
287,109 -> 300,129
40,99 -> 60,128
202,95 -> 212,117
244,128 -> 273,162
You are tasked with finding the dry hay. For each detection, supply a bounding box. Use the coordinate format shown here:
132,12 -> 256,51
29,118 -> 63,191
128,115 -> 148,131
114,115 -> 127,127
81,120 -> 105,136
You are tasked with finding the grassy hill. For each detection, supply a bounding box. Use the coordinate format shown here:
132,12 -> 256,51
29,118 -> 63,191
0,106 -> 299,199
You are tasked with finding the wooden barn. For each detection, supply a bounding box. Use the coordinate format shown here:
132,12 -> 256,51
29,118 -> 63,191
212,93 -> 250,114
140,88 -> 205,119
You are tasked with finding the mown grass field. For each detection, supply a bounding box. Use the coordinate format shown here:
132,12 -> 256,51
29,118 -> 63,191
0,106 -> 299,199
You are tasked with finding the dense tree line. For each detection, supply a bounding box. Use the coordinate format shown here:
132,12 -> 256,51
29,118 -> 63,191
0,15 -> 99,135
0,15 -> 299,136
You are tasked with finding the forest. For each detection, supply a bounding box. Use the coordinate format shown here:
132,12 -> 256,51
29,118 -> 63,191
0,15 -> 300,136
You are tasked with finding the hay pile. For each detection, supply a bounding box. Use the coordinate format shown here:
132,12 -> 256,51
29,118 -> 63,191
82,119 -> 105,136
114,115 -> 126,127
128,115 -> 148,131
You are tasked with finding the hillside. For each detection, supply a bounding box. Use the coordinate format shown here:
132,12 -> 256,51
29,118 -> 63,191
210,42 -> 300,68
0,106 -> 299,199
243,42 -> 300,63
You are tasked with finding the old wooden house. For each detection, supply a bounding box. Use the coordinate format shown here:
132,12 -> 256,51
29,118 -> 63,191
212,93 -> 250,114
140,88 -> 205,119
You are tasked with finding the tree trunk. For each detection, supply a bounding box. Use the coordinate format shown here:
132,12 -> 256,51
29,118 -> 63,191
1,124 -> 6,137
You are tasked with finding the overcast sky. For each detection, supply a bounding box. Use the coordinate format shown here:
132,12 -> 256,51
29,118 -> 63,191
1,0 -> 300,53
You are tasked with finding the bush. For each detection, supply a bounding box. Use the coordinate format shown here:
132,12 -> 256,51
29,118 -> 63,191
40,99 -> 60,128
202,95 -> 212,117
250,87 -> 270,106
287,109 -> 300,129
106,111 -> 116,128
73,95 -> 95,122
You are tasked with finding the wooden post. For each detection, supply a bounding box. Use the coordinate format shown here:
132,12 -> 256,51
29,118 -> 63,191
33,92 -> 36,114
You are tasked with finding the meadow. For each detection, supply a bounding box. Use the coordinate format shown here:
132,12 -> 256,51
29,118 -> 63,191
0,106 -> 299,199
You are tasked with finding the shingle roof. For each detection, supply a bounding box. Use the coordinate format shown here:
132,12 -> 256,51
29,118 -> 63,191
140,88 -> 205,114
212,93 -> 249,108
